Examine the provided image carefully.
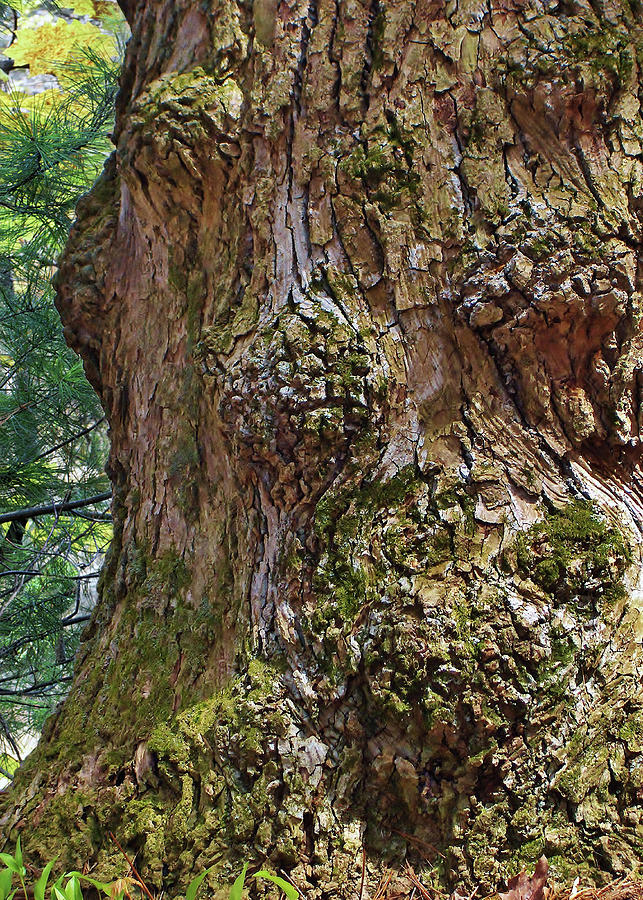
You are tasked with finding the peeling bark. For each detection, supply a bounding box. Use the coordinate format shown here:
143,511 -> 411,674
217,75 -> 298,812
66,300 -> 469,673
3,0 -> 643,895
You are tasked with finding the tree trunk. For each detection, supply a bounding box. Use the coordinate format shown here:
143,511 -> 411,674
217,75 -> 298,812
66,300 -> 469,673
3,0 -> 643,894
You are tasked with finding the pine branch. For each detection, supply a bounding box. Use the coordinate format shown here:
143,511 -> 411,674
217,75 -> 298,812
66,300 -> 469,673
0,491 -> 111,525
0,569 -> 101,579
29,417 -> 106,464
0,676 -> 72,696
0,12 -> 124,743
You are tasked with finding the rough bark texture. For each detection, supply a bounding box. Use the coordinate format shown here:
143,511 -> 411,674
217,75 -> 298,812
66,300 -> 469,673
3,0 -> 643,895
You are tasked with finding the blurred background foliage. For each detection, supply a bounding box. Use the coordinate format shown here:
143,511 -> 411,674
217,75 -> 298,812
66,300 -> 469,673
0,0 -> 124,776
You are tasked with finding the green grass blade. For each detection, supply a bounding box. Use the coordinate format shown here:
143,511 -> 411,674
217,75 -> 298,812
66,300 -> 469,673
229,863 -> 248,900
254,872 -> 298,900
185,867 -> 214,900
34,859 -> 57,900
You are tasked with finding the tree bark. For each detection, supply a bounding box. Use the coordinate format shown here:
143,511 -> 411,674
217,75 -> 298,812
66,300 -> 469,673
3,0 -> 643,894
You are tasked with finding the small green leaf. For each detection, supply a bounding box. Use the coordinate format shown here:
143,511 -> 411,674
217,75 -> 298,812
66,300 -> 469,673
229,863 -> 248,900
65,876 -> 83,900
254,872 -> 298,900
0,867 -> 13,900
12,841 -> 20,872
65,873 -> 112,896
53,886 -> 67,900
186,867 -> 214,900
0,858 -> 19,875
35,858 -> 58,900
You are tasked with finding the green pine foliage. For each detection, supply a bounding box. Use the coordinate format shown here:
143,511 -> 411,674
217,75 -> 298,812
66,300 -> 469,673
0,4 -> 124,761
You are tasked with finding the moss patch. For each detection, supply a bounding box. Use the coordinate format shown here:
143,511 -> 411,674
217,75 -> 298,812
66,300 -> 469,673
513,500 -> 630,607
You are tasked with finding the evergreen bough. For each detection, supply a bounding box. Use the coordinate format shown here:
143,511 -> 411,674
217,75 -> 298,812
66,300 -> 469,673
0,2 -> 123,769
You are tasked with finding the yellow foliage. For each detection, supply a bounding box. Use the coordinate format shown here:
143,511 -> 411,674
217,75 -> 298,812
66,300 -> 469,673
0,87 -> 60,110
7,20 -> 113,76
66,0 -> 98,15
0,752 -> 19,775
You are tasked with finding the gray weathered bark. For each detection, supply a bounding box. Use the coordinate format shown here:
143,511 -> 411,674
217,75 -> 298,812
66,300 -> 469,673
3,0 -> 643,895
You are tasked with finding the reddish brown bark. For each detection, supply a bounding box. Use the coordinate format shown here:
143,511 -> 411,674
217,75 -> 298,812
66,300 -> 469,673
3,0 -> 643,895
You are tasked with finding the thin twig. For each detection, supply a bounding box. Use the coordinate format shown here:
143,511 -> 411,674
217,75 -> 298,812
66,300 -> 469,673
359,846 -> 366,900
373,871 -> 393,900
0,400 -> 36,427
29,417 -> 106,464
405,866 -> 434,900
108,832 -> 156,900
278,870 -> 301,894
391,828 -> 445,860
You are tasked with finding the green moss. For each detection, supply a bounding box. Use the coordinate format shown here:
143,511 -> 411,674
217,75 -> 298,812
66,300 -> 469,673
324,267 -> 359,305
169,435 -> 200,480
435,486 -> 476,535
565,26 -> 635,81
552,732 -> 610,803
513,500 -> 630,607
452,598 -> 477,656
133,659 -> 296,877
134,69 -> 243,127
11,785 -> 103,870
121,798 -> 167,880
148,723 -> 191,769
506,839 -> 546,876
341,120 -> 420,212
313,560 -> 368,620
522,231 -> 561,261
501,19 -> 638,95
549,634 -> 575,667
368,464 -> 422,507
466,803 -> 509,881
140,550 -> 190,607
618,711 -> 643,752
311,465 -> 428,628
168,431 -> 200,517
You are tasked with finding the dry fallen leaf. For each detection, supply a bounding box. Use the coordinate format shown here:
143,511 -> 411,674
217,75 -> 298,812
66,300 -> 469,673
499,857 -> 549,900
